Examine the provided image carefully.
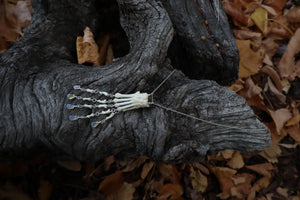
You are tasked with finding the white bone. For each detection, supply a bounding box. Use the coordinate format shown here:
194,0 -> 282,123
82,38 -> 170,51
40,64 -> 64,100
67,86 -> 149,127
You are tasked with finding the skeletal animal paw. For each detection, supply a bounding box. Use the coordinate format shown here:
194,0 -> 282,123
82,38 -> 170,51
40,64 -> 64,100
66,85 -> 150,128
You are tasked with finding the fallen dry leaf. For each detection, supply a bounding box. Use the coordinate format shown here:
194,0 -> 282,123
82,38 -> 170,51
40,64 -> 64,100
222,0 -> 250,26
269,108 -> 292,133
141,161 -> 154,179
38,179 -> 53,200
144,179 -> 164,194
104,155 -> 115,171
190,167 -> 207,193
98,170 -> 124,195
0,1 -> 20,42
0,182 -> 32,200
248,176 -> 271,200
264,0 -> 287,11
233,29 -> 262,40
276,187 -> 289,198
259,141 -> 281,163
106,182 -> 135,200
262,38 -> 280,61
236,40 -> 263,78
158,163 -> 173,178
209,166 -> 237,194
281,78 -> 291,93
226,151 -> 245,169
157,184 -> 184,200
237,77 -> 268,112
278,143 -> 298,149
251,8 -> 269,35
14,1 -> 32,28
287,125 -> 300,143
254,176 -> 271,191
105,44 -> 114,64
231,173 -> 255,186
260,65 -> 282,92
258,141 -> 282,163
221,149 -> 235,160
261,4 -> 278,17
228,79 -> 245,93
266,77 -> 286,104
286,114 -> 300,126
285,6 -> 300,23
192,163 -> 210,175
278,28 -> 300,80
245,163 -> 275,177
76,27 -> 100,66
122,156 -> 147,172
98,34 -> 110,66
231,173 -> 255,199
56,161 -> 82,171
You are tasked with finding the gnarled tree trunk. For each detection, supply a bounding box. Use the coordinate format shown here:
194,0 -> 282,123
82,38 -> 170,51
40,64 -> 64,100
0,0 -> 270,162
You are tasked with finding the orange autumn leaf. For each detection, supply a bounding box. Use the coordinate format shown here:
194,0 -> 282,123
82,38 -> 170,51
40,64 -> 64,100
157,184 -> 184,200
98,171 -> 124,196
236,40 -> 263,78
286,114 -> 300,126
76,27 -> 100,66
287,126 -> 300,143
251,8 -> 268,35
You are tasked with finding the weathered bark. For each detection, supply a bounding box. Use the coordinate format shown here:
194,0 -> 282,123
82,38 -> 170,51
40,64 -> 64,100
0,0 -> 270,162
164,0 -> 239,85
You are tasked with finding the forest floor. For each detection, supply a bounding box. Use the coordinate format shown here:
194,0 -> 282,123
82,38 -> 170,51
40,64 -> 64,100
0,0 -> 299,199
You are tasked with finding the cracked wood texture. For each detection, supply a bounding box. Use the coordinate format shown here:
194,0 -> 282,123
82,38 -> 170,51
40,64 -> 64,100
163,0 -> 239,85
0,0 -> 270,162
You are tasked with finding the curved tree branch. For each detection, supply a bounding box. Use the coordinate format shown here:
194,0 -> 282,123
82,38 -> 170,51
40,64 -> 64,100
0,0 -> 270,162
164,0 -> 239,85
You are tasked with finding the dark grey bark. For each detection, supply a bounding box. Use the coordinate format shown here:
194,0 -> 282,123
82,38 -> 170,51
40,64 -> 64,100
0,0 -> 270,162
163,0 -> 239,85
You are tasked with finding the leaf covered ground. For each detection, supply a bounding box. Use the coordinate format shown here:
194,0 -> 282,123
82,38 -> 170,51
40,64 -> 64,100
0,0 -> 299,199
